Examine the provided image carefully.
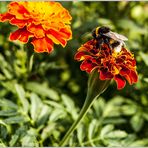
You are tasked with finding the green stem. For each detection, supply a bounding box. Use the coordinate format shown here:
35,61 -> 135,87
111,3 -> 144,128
59,92 -> 98,146
59,70 -> 110,146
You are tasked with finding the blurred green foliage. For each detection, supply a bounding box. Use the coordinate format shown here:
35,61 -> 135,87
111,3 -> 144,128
0,1 -> 148,146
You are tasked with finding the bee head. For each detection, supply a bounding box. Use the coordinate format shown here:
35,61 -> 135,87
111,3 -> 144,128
99,26 -> 110,34
92,26 -> 110,39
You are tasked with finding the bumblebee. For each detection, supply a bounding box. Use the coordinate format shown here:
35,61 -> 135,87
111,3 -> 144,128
92,26 -> 128,53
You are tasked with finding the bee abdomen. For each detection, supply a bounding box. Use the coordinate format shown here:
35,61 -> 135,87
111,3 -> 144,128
111,41 -> 120,48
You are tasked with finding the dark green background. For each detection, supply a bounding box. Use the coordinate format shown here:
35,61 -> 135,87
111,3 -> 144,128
0,1 -> 148,146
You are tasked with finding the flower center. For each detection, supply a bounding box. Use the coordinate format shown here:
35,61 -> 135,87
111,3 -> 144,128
22,2 -> 60,21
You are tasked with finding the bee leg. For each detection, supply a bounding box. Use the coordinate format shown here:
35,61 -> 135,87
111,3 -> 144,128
108,44 -> 112,55
96,39 -> 102,50
104,38 -> 112,54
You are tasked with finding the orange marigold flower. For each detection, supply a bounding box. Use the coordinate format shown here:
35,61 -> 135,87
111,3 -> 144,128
74,39 -> 138,90
0,2 -> 72,53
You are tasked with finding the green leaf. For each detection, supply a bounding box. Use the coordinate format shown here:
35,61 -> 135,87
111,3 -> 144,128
26,82 -> 60,101
30,93 -> 42,121
1,81 -> 16,94
0,98 -> 18,109
0,110 -> 18,116
120,105 -> 137,115
61,94 -> 78,120
4,116 -> 27,124
117,19 -> 146,34
139,52 -> 148,66
93,98 -> 105,117
0,124 -> 8,139
77,124 -> 85,146
49,109 -> 66,122
28,53 -> 34,72
0,120 -> 7,127
103,117 -> 127,125
130,114 -> 144,132
0,139 -> 6,147
88,120 -> 98,146
15,84 -> 29,113
105,130 -> 127,139
121,134 -> 137,146
21,128 -> 39,147
44,100 -> 64,109
129,139 -> 148,146
37,104 -> 51,126
100,124 -> 114,138
9,135 -> 19,146
41,123 -> 56,141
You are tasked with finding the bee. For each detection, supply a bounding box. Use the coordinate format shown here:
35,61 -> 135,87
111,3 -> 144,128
92,26 -> 128,53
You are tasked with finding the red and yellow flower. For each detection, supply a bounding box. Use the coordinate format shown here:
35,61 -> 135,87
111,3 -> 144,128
0,2 -> 72,53
75,39 -> 138,90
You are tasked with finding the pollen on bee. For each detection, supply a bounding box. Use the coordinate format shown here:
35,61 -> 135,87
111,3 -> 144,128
114,44 -> 122,53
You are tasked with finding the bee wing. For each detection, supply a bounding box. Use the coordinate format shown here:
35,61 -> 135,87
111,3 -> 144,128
103,31 -> 128,41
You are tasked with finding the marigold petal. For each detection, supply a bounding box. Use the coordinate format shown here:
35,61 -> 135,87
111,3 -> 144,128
80,59 -> 97,73
31,37 -> 53,53
75,33 -> 138,90
10,27 -> 32,43
130,70 -> 138,83
74,52 -> 86,61
10,18 -> 27,28
1,2 -> 72,53
27,23 -> 45,38
129,70 -> 138,84
114,75 -> 126,90
0,13 -> 14,22
99,69 -> 114,80
74,51 -> 92,61
8,2 -> 29,20
77,46 -> 89,52
46,28 -> 72,47
120,66 -> 130,76
124,74 -> 132,85
60,27 -> 72,39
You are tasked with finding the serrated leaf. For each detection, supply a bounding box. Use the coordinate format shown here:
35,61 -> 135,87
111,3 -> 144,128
15,84 -> 29,113
26,82 -> 59,101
